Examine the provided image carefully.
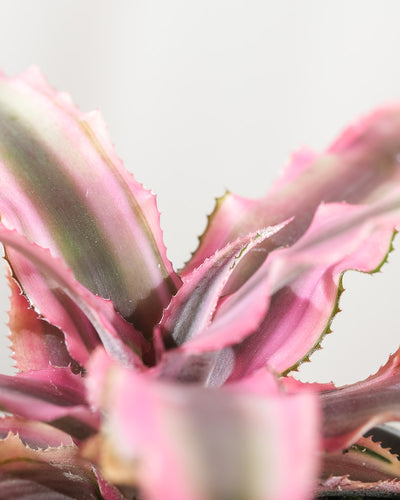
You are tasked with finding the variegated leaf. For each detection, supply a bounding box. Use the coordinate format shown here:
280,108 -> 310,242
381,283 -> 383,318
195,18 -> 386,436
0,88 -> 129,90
156,223 -> 288,383
226,201 -> 398,380
322,433 -> 400,482
159,197 -> 400,386
0,225 -> 146,368
322,346 -> 400,452
159,224 -> 287,349
0,366 -> 98,440
0,67 -> 180,341
185,106 -> 400,279
7,272 -> 81,373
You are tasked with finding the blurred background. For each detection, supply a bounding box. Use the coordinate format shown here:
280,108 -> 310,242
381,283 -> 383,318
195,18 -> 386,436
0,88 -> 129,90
0,0 -> 399,385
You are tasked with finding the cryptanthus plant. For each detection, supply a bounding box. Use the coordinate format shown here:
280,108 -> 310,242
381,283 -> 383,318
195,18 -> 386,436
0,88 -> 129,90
0,68 -> 400,500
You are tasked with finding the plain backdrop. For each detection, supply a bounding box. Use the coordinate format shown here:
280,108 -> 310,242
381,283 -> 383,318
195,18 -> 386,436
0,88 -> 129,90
0,1 -> 400,385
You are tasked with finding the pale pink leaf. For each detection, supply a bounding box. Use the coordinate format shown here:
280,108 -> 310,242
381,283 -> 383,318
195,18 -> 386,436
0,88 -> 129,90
85,351 -> 320,500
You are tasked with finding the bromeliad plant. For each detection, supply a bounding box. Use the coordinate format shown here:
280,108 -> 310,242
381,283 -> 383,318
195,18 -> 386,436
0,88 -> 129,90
1,67 -> 400,500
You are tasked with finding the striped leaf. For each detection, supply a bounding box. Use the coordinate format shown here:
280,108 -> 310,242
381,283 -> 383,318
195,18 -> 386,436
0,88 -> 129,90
184,106 -> 400,290
0,67 -> 180,340
0,366 -> 98,440
7,272 -> 81,373
158,197 -> 400,386
1,225 -> 146,368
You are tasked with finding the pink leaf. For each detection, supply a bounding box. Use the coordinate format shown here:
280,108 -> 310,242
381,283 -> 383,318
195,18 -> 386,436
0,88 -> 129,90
156,223 -> 289,382
0,366 -> 98,440
0,416 -> 74,449
7,272 -> 81,372
0,225 -> 146,368
184,105 -> 400,276
160,228 -> 281,346
84,351 -> 320,500
223,199 -> 400,379
321,346 -> 400,452
160,198 -> 400,386
0,67 -> 180,337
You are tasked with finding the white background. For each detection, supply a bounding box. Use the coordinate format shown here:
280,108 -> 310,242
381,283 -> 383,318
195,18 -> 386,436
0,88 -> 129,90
0,1 -> 400,385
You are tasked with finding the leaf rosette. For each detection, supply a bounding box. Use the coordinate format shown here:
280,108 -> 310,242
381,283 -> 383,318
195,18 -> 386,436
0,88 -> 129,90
0,67 -> 398,498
